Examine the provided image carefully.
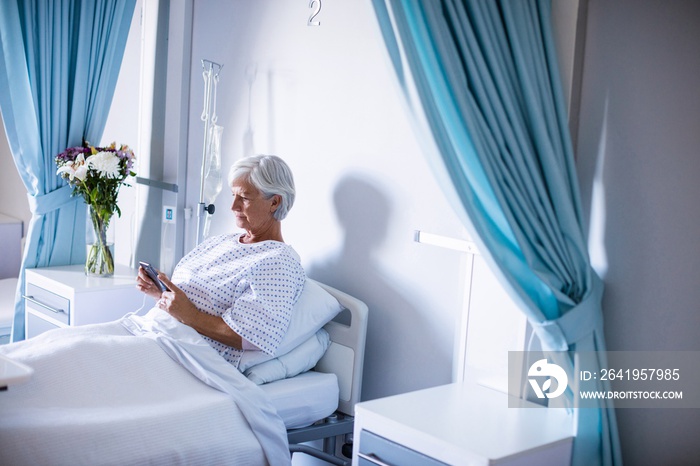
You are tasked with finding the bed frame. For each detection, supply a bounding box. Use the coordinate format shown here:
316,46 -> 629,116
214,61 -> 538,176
286,280 -> 368,465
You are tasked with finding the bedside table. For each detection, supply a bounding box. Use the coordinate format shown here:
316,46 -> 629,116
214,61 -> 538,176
24,264 -> 146,339
353,382 -> 573,466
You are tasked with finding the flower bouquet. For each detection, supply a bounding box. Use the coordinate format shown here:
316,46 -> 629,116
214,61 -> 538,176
56,142 -> 136,276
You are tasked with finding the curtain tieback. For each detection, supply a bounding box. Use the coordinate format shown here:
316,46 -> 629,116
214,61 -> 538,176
27,185 -> 78,215
533,275 -> 604,351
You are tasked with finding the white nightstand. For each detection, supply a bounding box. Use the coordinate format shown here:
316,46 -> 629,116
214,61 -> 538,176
24,264 -> 146,338
353,382 -> 573,466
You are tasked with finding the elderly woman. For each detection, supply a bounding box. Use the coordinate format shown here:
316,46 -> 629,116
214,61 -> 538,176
137,154 -> 305,368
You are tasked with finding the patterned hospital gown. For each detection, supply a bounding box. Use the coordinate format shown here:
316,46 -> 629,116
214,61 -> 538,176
171,233 -> 305,367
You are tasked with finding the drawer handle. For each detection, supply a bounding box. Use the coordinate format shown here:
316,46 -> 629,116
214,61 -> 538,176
357,452 -> 393,466
23,295 -> 66,314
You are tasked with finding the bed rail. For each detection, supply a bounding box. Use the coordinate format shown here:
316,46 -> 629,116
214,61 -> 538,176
314,280 -> 368,417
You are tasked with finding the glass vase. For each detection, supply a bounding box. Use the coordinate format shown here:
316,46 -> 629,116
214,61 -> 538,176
86,205 -> 115,277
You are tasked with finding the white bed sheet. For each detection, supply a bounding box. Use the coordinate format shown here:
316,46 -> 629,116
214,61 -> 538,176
0,311 -> 291,466
262,370 -> 339,429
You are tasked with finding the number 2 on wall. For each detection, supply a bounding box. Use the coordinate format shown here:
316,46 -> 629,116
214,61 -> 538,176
308,0 -> 321,26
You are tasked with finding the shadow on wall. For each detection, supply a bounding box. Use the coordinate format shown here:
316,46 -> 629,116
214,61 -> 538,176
307,173 -> 449,401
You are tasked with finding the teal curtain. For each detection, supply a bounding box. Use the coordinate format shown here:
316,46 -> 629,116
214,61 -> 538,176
0,0 -> 136,341
371,1 -> 621,465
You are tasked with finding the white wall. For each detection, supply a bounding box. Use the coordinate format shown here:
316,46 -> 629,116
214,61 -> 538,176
183,0 -> 469,401
575,0 -> 700,463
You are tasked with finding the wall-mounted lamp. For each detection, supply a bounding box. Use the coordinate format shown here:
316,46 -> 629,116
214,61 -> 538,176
414,230 -> 479,254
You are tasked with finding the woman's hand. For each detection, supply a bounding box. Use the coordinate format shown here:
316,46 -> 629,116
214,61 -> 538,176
136,266 -> 165,300
156,275 -> 244,349
154,275 -> 199,324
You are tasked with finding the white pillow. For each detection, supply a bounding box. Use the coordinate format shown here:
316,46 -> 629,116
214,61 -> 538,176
244,328 -> 331,385
238,279 -> 342,372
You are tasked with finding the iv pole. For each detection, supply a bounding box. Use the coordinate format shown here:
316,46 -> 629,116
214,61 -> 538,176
196,59 -> 223,245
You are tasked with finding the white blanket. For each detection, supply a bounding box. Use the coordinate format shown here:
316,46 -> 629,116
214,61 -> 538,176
0,309 -> 291,466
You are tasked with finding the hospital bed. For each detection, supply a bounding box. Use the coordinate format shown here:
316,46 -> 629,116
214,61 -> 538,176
0,278 -> 368,466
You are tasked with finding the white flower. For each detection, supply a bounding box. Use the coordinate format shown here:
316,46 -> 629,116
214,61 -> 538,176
74,164 -> 88,181
56,164 -> 73,178
56,153 -> 88,181
87,151 -> 121,179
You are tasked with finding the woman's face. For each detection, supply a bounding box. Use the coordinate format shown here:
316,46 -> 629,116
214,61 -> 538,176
230,177 -> 280,233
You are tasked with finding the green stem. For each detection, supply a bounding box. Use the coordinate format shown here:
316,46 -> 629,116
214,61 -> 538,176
86,207 -> 114,276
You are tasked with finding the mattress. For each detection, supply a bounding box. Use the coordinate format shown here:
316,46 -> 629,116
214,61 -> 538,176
261,370 -> 339,429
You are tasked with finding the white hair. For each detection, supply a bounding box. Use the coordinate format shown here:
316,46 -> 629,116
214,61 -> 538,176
228,155 -> 296,220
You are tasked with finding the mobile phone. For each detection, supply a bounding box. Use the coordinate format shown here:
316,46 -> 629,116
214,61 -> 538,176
139,261 -> 170,292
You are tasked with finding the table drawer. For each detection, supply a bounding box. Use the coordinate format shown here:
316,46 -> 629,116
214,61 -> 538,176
26,311 -> 62,338
358,430 -> 448,466
24,283 -> 70,325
